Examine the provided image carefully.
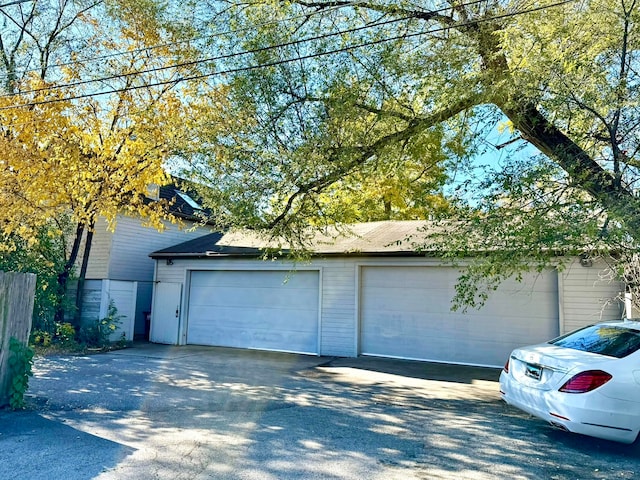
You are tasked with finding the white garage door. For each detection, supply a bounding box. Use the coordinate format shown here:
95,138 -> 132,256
187,270 -> 320,354
360,266 -> 559,367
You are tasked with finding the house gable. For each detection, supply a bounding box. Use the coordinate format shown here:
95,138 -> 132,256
75,178 -> 213,340
107,214 -> 209,282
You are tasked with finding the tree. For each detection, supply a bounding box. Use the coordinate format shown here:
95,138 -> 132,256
174,0 -> 639,306
315,153 -> 452,223
0,0 -> 197,323
0,218 -> 74,332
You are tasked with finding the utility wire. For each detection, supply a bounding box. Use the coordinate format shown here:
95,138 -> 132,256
4,0 -> 494,96
0,2 -> 348,82
0,0 -> 33,6
0,0 -> 495,83
0,12 -> 419,98
0,0 -> 577,111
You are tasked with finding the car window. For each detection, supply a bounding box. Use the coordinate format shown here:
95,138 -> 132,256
550,325 -> 640,358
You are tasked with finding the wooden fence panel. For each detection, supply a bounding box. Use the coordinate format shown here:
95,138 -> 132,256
0,272 -> 37,407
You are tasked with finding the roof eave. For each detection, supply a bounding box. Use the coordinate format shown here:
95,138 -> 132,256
150,250 -> 434,259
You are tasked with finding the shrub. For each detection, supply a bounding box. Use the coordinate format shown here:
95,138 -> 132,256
30,329 -> 52,347
55,322 -> 76,346
30,322 -> 81,352
77,301 -> 123,349
0,218 -> 76,332
8,337 -> 34,410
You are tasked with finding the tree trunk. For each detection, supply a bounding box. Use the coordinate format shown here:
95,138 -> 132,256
54,222 -> 85,324
74,219 -> 95,326
499,101 -> 640,240
473,21 -> 640,241
383,199 -> 392,220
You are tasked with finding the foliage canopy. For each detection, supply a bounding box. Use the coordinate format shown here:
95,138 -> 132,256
0,0 -> 199,322
174,0 -> 640,307
1,0 -> 639,311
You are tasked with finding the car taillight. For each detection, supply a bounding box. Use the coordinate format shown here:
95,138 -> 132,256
503,358 -> 510,373
558,370 -> 612,393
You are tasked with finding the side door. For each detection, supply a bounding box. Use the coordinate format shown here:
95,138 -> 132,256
150,282 -> 182,344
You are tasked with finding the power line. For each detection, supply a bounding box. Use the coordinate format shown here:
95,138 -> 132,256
0,2 -> 351,83
0,12 -> 419,98
0,0 -> 578,111
0,0 -> 33,7
0,0 -> 495,83
5,0 -> 493,97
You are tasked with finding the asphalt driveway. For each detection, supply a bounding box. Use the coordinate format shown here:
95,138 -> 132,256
1,343 -> 638,479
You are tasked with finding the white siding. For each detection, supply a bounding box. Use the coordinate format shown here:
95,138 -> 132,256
79,279 -> 137,341
78,215 -> 206,281
102,280 -> 137,341
155,255 -> 628,361
155,257 -> 358,356
560,258 -> 624,334
108,215 -> 208,281
82,224 -> 113,280
80,279 -> 104,323
76,215 -> 207,340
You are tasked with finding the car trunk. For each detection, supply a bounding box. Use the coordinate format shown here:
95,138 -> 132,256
509,344 -> 615,391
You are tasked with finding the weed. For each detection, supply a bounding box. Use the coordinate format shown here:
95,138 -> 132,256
8,337 -> 34,410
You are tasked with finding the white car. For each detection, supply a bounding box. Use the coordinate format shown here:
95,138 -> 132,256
499,320 -> 640,444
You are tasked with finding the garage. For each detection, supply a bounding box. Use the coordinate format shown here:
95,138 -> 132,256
186,269 -> 320,354
359,266 -> 560,366
150,222 -> 623,363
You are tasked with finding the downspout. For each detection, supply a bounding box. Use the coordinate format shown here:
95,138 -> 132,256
150,256 -> 158,341
625,289 -> 633,321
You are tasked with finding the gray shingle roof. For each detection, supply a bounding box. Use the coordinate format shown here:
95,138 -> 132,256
150,221 -> 431,258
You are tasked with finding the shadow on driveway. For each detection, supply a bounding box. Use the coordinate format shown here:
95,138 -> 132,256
2,343 -> 638,480
326,356 -> 501,383
0,411 -> 135,480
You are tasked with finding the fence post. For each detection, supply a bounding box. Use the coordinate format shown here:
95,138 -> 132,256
0,271 -> 37,407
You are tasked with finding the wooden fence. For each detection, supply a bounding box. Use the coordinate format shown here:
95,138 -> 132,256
0,272 -> 37,407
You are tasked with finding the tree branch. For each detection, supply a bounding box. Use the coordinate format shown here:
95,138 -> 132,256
292,0 -> 456,26
286,90 -> 415,122
267,95 -> 478,227
499,101 -> 619,196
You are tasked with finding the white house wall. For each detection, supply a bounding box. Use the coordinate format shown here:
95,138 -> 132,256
80,216 -> 208,281
559,258 -> 624,334
107,215 -> 208,282
77,279 -> 138,339
82,222 -> 114,280
80,279 -> 103,324
155,257 -> 358,356
77,216 -> 208,341
101,279 -> 137,341
154,255 -> 625,359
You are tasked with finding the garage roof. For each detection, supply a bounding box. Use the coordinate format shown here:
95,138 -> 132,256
150,221 -> 432,258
